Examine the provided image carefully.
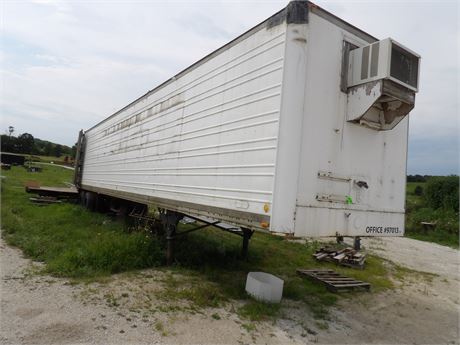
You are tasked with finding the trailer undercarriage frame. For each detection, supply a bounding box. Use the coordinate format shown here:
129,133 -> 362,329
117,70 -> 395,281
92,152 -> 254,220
130,208 -> 255,265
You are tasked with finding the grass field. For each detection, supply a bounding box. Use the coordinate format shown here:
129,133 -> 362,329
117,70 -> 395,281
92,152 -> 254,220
30,155 -> 68,164
2,152 -> 72,165
1,165 -> 417,320
2,152 -> 66,162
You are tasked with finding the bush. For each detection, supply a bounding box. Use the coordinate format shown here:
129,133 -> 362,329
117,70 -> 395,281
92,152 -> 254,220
406,207 -> 458,235
414,185 -> 424,196
424,176 -> 459,211
405,176 -> 458,247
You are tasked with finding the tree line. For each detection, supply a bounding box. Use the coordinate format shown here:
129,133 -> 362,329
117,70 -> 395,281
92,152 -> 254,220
1,133 -> 76,158
407,174 -> 430,182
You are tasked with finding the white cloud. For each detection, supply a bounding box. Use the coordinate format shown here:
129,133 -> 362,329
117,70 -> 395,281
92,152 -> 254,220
1,0 -> 287,145
1,0 -> 458,174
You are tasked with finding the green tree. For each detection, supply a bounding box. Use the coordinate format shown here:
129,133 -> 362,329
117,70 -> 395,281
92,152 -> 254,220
1,134 -> 18,152
71,144 -> 77,158
44,142 -> 53,156
425,176 -> 459,211
55,144 -> 62,157
17,133 -> 34,154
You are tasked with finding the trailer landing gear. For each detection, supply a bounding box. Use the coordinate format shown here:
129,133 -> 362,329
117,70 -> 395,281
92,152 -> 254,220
336,235 -> 344,244
353,236 -> 361,251
159,210 -> 184,266
153,210 -> 256,265
241,228 -> 254,260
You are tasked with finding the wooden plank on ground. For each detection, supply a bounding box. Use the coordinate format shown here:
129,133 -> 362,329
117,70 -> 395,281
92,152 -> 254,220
26,185 -> 78,197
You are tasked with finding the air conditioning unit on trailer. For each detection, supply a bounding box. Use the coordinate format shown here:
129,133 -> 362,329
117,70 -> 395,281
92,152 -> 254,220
347,38 -> 420,130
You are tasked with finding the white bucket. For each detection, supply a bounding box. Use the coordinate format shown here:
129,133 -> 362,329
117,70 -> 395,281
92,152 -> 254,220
245,272 -> 284,303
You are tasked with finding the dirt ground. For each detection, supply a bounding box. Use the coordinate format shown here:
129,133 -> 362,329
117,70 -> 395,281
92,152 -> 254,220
318,237 -> 460,344
1,236 -> 459,345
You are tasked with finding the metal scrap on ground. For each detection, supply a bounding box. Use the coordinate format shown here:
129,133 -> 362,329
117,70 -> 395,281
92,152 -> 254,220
313,246 -> 366,269
297,269 -> 371,292
29,196 -> 63,206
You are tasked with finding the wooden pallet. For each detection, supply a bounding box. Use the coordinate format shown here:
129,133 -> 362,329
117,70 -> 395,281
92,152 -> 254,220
296,269 -> 370,292
313,247 -> 366,269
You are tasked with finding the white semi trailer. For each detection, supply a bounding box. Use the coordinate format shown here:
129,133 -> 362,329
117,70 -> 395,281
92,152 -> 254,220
75,1 -> 420,260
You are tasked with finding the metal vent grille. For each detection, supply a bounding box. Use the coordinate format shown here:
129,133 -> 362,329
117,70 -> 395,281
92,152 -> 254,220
370,43 -> 379,77
360,42 -> 380,81
390,44 -> 419,88
360,46 -> 369,80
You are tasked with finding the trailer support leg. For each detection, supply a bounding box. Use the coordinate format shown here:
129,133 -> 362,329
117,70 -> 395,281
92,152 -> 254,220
353,236 -> 361,251
160,210 -> 183,265
241,228 -> 254,259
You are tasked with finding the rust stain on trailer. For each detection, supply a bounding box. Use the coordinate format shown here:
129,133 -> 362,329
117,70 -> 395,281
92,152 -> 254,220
365,80 -> 380,95
348,80 -> 380,96
293,37 -> 307,44
104,93 -> 184,137
382,101 -> 414,124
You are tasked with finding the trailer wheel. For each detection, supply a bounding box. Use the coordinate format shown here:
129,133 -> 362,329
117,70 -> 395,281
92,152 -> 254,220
79,191 -> 86,206
95,195 -> 109,213
84,191 -> 97,212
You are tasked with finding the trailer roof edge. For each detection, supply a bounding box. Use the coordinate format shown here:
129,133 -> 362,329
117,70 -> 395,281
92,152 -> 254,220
85,1 -> 378,133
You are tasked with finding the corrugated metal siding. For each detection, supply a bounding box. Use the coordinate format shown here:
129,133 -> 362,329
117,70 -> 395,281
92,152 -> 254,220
82,24 -> 287,218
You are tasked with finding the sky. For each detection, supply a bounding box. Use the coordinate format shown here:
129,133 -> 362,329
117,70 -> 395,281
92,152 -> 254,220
1,0 -> 458,175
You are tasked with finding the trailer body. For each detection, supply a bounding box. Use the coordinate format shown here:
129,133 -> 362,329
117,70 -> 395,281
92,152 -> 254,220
77,1 -> 420,238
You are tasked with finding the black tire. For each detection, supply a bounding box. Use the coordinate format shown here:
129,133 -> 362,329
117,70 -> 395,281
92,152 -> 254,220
84,191 -> 97,211
79,190 -> 86,206
95,195 -> 109,213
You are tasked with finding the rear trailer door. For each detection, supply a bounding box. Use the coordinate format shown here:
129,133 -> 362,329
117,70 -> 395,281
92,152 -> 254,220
286,12 -> 418,238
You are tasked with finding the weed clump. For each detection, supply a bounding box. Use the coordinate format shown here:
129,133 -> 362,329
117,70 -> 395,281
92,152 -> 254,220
1,166 -> 163,278
238,300 -> 280,321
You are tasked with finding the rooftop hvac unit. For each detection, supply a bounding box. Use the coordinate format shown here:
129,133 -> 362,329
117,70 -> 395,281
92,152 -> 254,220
346,38 -> 420,131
